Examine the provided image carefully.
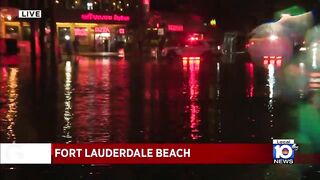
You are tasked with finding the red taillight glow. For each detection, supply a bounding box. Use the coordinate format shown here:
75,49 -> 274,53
189,37 -> 199,41
118,48 -> 125,58
182,57 -> 201,60
276,60 -> 282,65
263,56 -> 282,66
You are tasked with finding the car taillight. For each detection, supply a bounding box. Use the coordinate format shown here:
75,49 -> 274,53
263,56 -> 282,66
182,56 -> 201,60
118,48 -> 125,58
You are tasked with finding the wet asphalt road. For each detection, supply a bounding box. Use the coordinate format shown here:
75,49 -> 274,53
0,54 -> 319,179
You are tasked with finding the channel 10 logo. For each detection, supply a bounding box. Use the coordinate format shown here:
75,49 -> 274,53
273,139 -> 299,164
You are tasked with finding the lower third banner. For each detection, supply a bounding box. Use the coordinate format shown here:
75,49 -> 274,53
53,144 -> 272,164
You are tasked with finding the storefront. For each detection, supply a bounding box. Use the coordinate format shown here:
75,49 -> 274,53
55,10 -> 130,53
0,7 -> 32,54
1,6 -> 131,54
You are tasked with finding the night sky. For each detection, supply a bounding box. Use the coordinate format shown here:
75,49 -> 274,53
150,0 -> 319,31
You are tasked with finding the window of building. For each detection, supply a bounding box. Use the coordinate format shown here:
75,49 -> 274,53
58,27 -> 71,43
5,26 -> 19,39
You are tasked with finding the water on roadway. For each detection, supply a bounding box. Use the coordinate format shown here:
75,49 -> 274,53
0,55 -> 319,179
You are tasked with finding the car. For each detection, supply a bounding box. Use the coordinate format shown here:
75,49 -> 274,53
161,38 -> 221,60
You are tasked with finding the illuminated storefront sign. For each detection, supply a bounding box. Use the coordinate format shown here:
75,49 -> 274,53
81,13 -> 130,22
95,27 -> 110,33
119,28 -> 125,34
74,27 -> 88,36
168,25 -> 184,32
143,0 -> 150,12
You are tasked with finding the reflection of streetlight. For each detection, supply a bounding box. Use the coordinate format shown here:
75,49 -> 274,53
269,34 -> 279,41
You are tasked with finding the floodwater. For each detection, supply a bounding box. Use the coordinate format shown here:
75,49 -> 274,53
0,54 -> 319,179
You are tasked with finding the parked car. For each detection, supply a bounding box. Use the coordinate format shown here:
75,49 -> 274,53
161,38 -> 221,60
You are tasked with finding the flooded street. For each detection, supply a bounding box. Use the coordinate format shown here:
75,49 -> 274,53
1,56 -> 295,144
0,55 -> 319,179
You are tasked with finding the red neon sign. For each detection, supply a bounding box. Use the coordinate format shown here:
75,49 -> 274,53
119,28 -> 125,34
168,25 -> 184,32
74,28 -> 88,36
81,13 -> 130,22
95,27 -> 110,33
143,0 -> 150,5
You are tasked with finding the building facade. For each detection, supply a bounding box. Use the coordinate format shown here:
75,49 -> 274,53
0,0 -> 149,53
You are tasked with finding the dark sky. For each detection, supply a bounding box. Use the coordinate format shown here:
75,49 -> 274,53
150,0 -> 319,31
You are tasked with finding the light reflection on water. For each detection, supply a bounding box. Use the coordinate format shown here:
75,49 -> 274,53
245,63 -> 254,98
72,58 -> 111,143
0,56 -> 301,145
0,68 -> 19,142
267,65 -> 275,129
183,60 -> 201,140
267,64 -> 275,99
62,61 -> 73,143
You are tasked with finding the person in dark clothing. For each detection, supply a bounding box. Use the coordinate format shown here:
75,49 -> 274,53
104,39 -> 109,52
73,37 -> 80,54
65,40 -> 72,56
159,37 -> 166,52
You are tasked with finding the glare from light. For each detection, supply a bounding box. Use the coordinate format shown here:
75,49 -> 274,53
312,47 -> 318,69
55,0 -> 59,3
269,34 -> 279,41
299,62 -> 305,68
64,35 -> 71,40
6,15 -> 12,21
87,2 -> 93,10
299,47 -> 307,51
101,32 -> 110,37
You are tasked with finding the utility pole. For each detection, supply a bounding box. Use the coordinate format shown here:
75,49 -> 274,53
38,0 -> 47,67
48,0 -> 57,66
30,0 -> 38,72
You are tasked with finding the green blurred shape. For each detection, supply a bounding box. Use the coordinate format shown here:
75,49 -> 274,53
297,102 -> 320,153
274,5 -> 306,20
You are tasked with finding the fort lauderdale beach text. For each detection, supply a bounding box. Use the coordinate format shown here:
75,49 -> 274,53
54,148 -> 191,158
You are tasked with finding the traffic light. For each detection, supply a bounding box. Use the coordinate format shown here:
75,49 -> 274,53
210,19 -> 217,27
